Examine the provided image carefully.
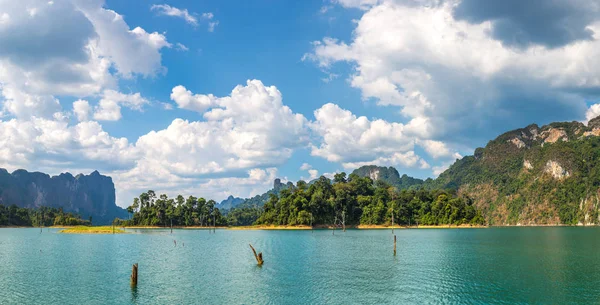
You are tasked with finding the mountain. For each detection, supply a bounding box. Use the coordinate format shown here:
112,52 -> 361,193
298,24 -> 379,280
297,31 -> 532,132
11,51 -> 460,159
351,165 -> 425,189
425,117 -> 600,226
218,195 -> 245,210
0,169 -> 127,224
222,117 -> 600,226
243,178 -> 294,206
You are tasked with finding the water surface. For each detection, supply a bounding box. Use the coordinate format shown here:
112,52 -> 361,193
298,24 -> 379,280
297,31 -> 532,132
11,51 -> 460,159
1,227 -> 599,304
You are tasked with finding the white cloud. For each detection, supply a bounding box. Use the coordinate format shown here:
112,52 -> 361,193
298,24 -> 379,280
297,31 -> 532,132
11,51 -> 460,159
93,90 -> 149,121
0,117 -> 137,173
342,151 -> 429,170
72,99 -> 91,121
308,169 -> 319,180
586,104 -> 600,123
417,139 -> 460,159
1,85 -> 61,119
0,0 -> 170,121
300,163 -> 312,170
78,1 -> 172,79
308,0 -> 599,147
311,103 -> 414,162
200,12 -> 218,32
151,4 -> 197,26
140,80 -> 309,176
175,43 -> 189,51
170,85 -> 217,113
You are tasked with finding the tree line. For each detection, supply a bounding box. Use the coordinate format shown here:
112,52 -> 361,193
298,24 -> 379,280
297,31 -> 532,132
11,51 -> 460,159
117,190 -> 227,227
121,173 -> 486,228
255,173 -> 485,227
0,204 -> 90,227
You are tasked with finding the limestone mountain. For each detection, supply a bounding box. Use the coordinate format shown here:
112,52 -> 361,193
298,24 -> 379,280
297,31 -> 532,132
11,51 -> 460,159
218,195 -> 245,210
426,116 -> 600,225
0,169 -> 127,224
351,165 -> 425,190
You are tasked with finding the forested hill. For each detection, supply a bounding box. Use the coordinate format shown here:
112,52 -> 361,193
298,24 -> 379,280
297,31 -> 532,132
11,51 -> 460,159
351,166 -> 426,189
0,169 -> 127,224
232,116 -> 600,227
424,116 -> 600,225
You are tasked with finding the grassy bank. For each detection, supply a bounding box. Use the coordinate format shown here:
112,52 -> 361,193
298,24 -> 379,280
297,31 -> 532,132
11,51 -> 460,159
59,226 -> 126,234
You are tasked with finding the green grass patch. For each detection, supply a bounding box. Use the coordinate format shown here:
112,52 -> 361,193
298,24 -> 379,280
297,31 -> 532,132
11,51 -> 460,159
59,226 -> 126,234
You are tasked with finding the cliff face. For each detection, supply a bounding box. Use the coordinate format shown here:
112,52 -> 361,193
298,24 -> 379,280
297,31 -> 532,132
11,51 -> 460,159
427,117 -> 600,225
0,169 -> 126,224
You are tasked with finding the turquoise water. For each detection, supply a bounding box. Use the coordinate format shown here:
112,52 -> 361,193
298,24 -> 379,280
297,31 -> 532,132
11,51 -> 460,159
1,227 -> 600,304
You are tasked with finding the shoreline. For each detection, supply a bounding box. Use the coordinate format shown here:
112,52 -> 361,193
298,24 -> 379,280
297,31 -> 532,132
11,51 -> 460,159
1,224 -> 596,230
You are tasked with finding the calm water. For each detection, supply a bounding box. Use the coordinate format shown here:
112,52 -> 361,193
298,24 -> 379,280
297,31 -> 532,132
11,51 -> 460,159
1,227 -> 600,304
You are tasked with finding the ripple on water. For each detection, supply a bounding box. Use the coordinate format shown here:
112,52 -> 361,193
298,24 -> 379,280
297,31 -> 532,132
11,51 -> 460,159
1,227 -> 600,304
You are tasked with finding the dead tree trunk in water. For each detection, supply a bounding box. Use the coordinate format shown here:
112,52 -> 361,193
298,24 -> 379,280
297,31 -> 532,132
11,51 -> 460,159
249,244 -> 264,266
393,235 -> 397,256
131,263 -> 138,286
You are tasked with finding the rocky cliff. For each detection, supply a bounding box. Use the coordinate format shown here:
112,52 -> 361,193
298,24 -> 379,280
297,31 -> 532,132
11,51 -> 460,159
426,116 -> 600,225
0,169 -> 127,224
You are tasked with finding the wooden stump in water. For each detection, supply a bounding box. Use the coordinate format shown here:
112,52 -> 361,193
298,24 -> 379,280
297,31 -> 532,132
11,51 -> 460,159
131,263 -> 138,286
393,235 -> 397,256
249,244 -> 264,266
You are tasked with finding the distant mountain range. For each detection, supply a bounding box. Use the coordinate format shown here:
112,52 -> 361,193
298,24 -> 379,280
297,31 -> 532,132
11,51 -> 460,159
0,169 -> 127,225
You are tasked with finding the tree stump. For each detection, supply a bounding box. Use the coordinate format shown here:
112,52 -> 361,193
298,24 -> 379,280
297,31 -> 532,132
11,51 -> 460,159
393,235 -> 397,256
249,244 -> 264,266
131,263 -> 138,286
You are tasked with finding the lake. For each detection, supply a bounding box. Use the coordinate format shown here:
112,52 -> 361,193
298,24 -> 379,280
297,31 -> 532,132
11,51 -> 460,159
1,227 -> 599,304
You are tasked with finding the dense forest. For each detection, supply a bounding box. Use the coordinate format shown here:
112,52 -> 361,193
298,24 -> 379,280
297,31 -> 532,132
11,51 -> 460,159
116,190 -> 228,227
0,204 -> 90,227
121,173 -> 485,227
256,173 -> 485,227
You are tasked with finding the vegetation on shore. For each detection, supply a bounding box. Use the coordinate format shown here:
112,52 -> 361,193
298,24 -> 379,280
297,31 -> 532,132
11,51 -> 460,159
115,190 -> 228,227
59,226 -> 125,234
0,204 -> 90,227
119,173 -> 485,228
256,173 -> 485,227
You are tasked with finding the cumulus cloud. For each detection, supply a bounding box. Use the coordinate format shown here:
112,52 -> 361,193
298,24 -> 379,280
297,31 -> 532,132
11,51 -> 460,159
586,104 -> 600,123
417,139 -> 461,159
93,90 -> 149,121
308,0 -> 600,150
0,117 -> 137,173
300,163 -> 312,170
72,99 -> 91,122
310,103 -> 431,170
147,80 -> 310,176
0,0 -> 170,121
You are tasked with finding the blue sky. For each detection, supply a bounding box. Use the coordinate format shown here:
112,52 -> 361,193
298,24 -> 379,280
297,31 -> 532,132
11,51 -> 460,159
1,0 -> 600,207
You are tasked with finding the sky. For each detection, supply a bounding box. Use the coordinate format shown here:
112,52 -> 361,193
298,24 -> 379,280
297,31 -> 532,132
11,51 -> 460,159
1,0 -> 600,207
